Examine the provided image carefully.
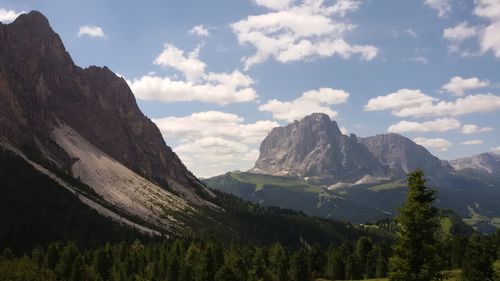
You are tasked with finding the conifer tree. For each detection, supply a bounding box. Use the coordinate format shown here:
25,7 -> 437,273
461,234 -> 494,281
389,170 -> 442,281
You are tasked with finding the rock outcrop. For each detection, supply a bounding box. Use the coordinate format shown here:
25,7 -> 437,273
251,113 -> 452,184
0,11 -> 210,205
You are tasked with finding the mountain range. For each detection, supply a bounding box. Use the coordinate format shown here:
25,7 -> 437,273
0,11 -> 377,247
206,113 -> 500,232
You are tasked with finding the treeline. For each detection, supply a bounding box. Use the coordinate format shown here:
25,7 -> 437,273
0,235 -> 391,281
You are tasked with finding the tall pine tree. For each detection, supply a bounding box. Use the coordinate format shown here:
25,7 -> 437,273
389,170 -> 442,281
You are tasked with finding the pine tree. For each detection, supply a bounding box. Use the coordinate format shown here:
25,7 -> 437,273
325,248 -> 345,280
389,170 -> 442,281
289,250 -> 310,281
345,254 -> 362,280
461,234 -> 494,281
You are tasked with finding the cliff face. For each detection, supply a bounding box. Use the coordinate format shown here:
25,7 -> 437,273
251,113 -> 387,184
450,152 -> 500,175
0,11 -> 209,205
359,133 -> 453,179
251,113 -> 451,184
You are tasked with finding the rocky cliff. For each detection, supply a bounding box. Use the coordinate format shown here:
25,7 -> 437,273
0,11 -> 210,204
251,113 -> 451,184
250,113 -> 387,184
450,152 -> 500,175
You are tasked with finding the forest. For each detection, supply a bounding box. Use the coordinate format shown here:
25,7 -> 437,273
1,152 -> 499,280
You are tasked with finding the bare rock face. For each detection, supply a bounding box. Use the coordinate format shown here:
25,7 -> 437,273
450,152 -> 500,175
359,133 -> 453,179
250,113 -> 387,184
0,11 -> 209,205
251,113 -> 452,184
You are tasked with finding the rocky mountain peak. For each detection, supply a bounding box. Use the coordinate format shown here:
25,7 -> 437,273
450,152 -> 500,174
0,10 -> 211,207
251,113 -> 454,184
250,113 -> 386,184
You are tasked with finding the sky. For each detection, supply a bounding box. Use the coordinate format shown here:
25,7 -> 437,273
1,0 -> 500,177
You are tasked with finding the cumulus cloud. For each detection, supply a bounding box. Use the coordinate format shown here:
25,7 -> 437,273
461,140 -> 483,145
154,44 -> 206,82
190,24 -> 210,37
442,76 -> 489,96
129,43 -> 258,105
492,146 -> 500,153
0,8 -> 24,23
442,22 -> 478,54
414,137 -> 453,151
259,87 -> 349,122
388,118 -> 461,133
232,0 -> 377,69
365,88 -> 500,118
78,25 -> 106,38
364,89 -> 436,113
474,0 -> 500,58
461,124 -> 493,134
154,111 -> 278,177
443,22 -> 477,42
253,0 -> 293,10
424,0 -> 452,18
154,111 -> 278,144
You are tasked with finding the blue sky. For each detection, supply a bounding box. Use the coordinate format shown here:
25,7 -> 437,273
1,0 -> 499,177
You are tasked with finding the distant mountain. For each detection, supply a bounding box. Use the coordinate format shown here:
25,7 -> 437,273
207,113 -> 500,231
450,152 -> 500,175
250,113 -> 450,184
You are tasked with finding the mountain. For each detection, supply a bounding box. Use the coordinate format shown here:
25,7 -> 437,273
250,113 -> 388,184
0,11 -> 217,235
250,113 -> 450,184
359,133 -> 453,179
450,152 -> 500,176
0,11 -> 377,247
207,113 -> 500,231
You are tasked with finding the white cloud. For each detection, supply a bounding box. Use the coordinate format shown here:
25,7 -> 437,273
153,111 -> 278,177
406,29 -> 418,38
259,87 -> 349,122
232,0 -> 377,69
129,43 -> 258,105
424,0 -> 452,18
491,146 -> 500,153
461,124 -> 493,134
365,89 -> 500,118
154,44 -> 206,82
190,24 -> 210,37
474,0 -> 500,58
0,8 -> 24,23
154,111 -> 278,144
406,56 -> 429,64
78,25 -> 106,38
443,22 -> 477,42
461,140 -> 483,145
364,89 -> 436,113
388,118 -> 461,133
442,76 -> 489,96
253,0 -> 293,10
414,137 -> 453,151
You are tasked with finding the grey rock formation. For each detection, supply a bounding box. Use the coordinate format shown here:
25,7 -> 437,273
0,11 -> 209,204
251,113 -> 387,184
359,133 -> 453,178
251,113 -> 452,184
450,152 -> 500,175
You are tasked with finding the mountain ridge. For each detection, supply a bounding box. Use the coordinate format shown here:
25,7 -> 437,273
250,112 -> 451,184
